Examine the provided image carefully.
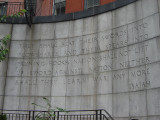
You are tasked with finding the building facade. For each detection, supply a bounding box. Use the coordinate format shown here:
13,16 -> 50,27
0,0 -> 116,16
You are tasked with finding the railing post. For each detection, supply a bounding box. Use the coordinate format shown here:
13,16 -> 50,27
53,112 -> 55,120
29,111 -> 31,120
96,110 -> 98,120
100,110 -> 102,120
32,111 -> 35,120
57,112 -> 59,120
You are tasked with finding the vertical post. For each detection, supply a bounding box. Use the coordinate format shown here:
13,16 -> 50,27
100,110 -> 102,120
35,0 -> 37,16
19,3 -> 21,13
28,111 -> 30,120
96,110 -> 98,120
0,113 -> 2,120
53,112 -> 55,120
32,111 -> 35,120
58,2 -> 62,14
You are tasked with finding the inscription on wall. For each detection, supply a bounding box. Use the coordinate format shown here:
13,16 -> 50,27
11,19 -> 151,58
12,43 -> 151,77
8,14 -> 160,93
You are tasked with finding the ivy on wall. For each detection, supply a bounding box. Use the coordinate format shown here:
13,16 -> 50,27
0,9 -> 27,62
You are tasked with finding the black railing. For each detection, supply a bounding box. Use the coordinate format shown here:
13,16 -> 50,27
0,109 -> 114,120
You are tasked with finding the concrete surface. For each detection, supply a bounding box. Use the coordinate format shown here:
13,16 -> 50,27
0,0 -> 160,120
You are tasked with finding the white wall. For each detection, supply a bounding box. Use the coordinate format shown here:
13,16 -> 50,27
1,0 -> 160,119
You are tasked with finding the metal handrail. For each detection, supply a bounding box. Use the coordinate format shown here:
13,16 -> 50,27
0,109 -> 114,120
101,109 -> 114,120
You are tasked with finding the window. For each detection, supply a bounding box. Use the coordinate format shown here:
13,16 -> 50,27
0,2 -> 7,16
84,0 -> 99,9
53,0 -> 66,15
25,0 -> 36,16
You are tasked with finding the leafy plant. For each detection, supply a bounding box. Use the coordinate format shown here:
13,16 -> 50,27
32,97 -> 67,120
0,114 -> 7,120
0,9 -> 27,22
0,9 -> 27,62
0,35 -> 11,62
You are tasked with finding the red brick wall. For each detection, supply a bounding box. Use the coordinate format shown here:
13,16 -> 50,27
8,0 -> 23,2
66,0 -> 84,13
100,0 -> 116,6
0,0 -> 8,2
66,0 -> 116,14
5,0 -> 117,16
6,0 -> 53,16
35,0 -> 42,16
7,0 -> 24,15
40,0 -> 53,16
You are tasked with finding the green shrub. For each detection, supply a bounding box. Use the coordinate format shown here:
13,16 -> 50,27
0,114 -> 7,120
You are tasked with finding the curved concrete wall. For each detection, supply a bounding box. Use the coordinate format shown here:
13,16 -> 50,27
0,0 -> 160,120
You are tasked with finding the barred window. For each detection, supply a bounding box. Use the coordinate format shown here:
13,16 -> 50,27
85,0 -> 99,9
0,2 -> 7,16
53,0 -> 66,15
